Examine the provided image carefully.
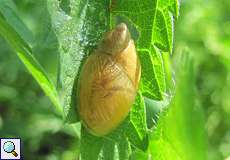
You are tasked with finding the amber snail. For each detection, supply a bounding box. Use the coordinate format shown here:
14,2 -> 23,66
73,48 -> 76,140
77,23 -> 141,136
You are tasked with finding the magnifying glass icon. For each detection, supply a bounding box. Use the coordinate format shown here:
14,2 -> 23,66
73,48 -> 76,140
3,141 -> 18,157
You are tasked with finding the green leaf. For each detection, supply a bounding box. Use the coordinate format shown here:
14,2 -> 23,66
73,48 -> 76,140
149,54 -> 207,160
102,137 -> 130,160
102,140 -> 116,160
152,9 -> 173,53
0,1 -> 34,43
117,137 -> 131,159
80,127 -> 104,160
80,125 -> 130,160
47,0 -> 179,159
126,92 -> 148,150
130,92 -> 147,140
47,0 -> 110,122
111,0 -> 178,100
138,48 -> 164,100
158,0 -> 180,18
111,0 -> 157,48
0,7 -> 62,115
130,150 -> 149,160
111,0 -> 176,153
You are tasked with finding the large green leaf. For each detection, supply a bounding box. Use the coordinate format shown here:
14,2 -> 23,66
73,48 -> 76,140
47,0 -> 179,159
125,92 -> 148,150
0,4 -> 62,115
138,47 -> 164,100
80,127 -> 104,160
112,0 -> 179,100
47,0 -> 110,122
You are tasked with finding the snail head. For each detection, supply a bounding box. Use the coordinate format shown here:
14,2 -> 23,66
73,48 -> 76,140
99,23 -> 131,56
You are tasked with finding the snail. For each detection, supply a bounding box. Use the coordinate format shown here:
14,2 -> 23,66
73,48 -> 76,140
77,23 -> 141,136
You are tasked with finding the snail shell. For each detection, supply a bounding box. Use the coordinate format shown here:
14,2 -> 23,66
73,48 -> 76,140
78,23 -> 141,136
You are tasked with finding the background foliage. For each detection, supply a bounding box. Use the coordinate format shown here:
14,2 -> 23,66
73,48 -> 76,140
0,0 -> 229,160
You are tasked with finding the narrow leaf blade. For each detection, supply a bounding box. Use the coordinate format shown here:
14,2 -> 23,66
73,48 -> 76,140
0,11 -> 62,115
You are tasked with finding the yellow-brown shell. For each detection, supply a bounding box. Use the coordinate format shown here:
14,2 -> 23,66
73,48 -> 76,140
78,23 -> 141,136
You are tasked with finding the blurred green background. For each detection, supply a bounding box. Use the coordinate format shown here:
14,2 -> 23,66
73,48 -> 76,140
175,0 -> 230,159
0,0 -> 229,160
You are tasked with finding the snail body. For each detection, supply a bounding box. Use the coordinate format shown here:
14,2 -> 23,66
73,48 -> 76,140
78,23 -> 141,136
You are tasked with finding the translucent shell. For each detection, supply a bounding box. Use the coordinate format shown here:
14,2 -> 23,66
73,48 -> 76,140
78,23 -> 141,136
